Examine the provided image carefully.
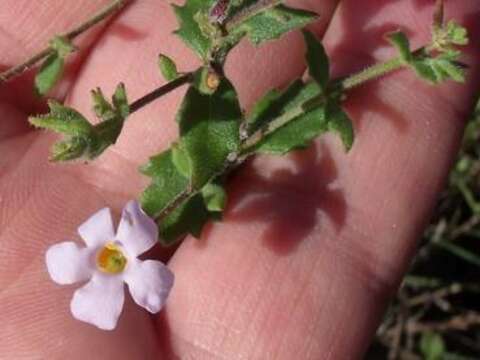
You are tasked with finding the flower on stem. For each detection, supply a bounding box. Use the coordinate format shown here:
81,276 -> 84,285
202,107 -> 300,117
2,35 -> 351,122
46,200 -> 174,330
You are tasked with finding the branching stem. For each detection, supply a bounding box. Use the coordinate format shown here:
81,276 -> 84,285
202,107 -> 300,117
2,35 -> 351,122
0,0 -> 130,84
130,73 -> 194,114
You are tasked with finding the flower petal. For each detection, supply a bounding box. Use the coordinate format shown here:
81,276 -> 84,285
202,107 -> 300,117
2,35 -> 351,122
70,273 -> 124,330
46,242 -> 92,285
125,260 -> 174,313
116,200 -> 157,257
78,207 -> 115,248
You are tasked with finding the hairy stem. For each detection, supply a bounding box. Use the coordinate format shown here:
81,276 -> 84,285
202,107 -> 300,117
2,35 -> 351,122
0,0 -> 130,84
130,73 -> 194,114
240,53 -> 412,152
339,57 -> 405,90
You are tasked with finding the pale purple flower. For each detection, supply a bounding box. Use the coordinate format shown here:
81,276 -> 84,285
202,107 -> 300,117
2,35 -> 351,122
46,200 -> 174,330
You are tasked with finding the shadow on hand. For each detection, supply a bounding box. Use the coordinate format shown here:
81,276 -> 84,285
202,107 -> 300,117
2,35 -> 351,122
224,144 -> 346,256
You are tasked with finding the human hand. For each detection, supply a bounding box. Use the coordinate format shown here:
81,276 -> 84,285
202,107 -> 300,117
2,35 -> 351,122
1,0 -> 479,358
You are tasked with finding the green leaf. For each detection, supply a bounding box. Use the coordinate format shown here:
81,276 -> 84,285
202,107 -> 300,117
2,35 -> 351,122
50,35 -> 76,57
302,30 -> 329,91
172,0 -> 215,61
139,150 -> 216,245
29,84 -> 130,161
29,100 -> 93,136
112,83 -> 130,119
445,20 -> 468,46
177,74 -> 241,188
34,36 -> 75,96
325,102 -> 354,151
171,142 -> 192,178
252,80 -> 329,154
140,150 -> 190,218
420,332 -> 446,360
412,52 -> 466,84
158,54 -> 179,82
432,20 -> 469,52
387,31 -> 413,63
228,4 -> 317,47
160,194 -> 210,244
35,54 -> 65,96
202,181 -> 227,212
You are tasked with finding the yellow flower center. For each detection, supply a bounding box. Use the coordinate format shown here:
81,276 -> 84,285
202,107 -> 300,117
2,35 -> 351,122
96,242 -> 127,274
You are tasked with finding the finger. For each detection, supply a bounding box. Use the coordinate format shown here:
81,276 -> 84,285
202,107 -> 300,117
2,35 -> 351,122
164,1 -> 480,359
0,0 -> 339,359
0,0 -> 120,139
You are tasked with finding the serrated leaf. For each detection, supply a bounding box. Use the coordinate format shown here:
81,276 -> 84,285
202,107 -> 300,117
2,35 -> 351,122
326,102 -> 354,151
112,83 -> 130,118
29,84 -> 129,162
139,150 -> 215,245
172,0 -> 215,60
29,100 -> 93,136
228,5 -> 317,47
302,30 -> 329,91
387,31 -> 413,63
92,88 -> 115,119
140,150 -> 190,218
202,181 -> 227,212
420,332 -> 446,360
158,54 -> 179,82
412,52 -> 466,84
177,75 -> 241,188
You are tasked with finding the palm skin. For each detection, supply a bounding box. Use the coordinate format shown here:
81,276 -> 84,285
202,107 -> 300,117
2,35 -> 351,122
1,0 -> 479,359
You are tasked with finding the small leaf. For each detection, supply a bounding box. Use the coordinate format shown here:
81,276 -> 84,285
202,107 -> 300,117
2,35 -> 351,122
35,54 -> 65,96
386,31 -> 413,63
445,20 -> 468,46
92,88 -> 115,120
51,137 -> 89,162
302,30 -> 329,91
29,100 -> 93,136
177,73 -> 241,189
158,54 -> 179,82
29,84 -> 130,162
202,181 -> 227,212
228,5 -> 317,47
420,332 -> 446,360
112,83 -> 130,118
412,52 -> 466,84
172,0 -> 215,60
432,20 -> 469,52
50,35 -> 76,57
34,36 -> 75,96
325,102 -> 354,151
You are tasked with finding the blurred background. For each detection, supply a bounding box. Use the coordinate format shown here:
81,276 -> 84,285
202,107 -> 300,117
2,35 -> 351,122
366,98 -> 480,359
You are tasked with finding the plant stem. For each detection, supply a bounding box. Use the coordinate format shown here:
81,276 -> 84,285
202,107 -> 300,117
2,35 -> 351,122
0,0 -> 130,84
240,54 -> 410,152
130,73 -> 194,114
339,57 -> 405,90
